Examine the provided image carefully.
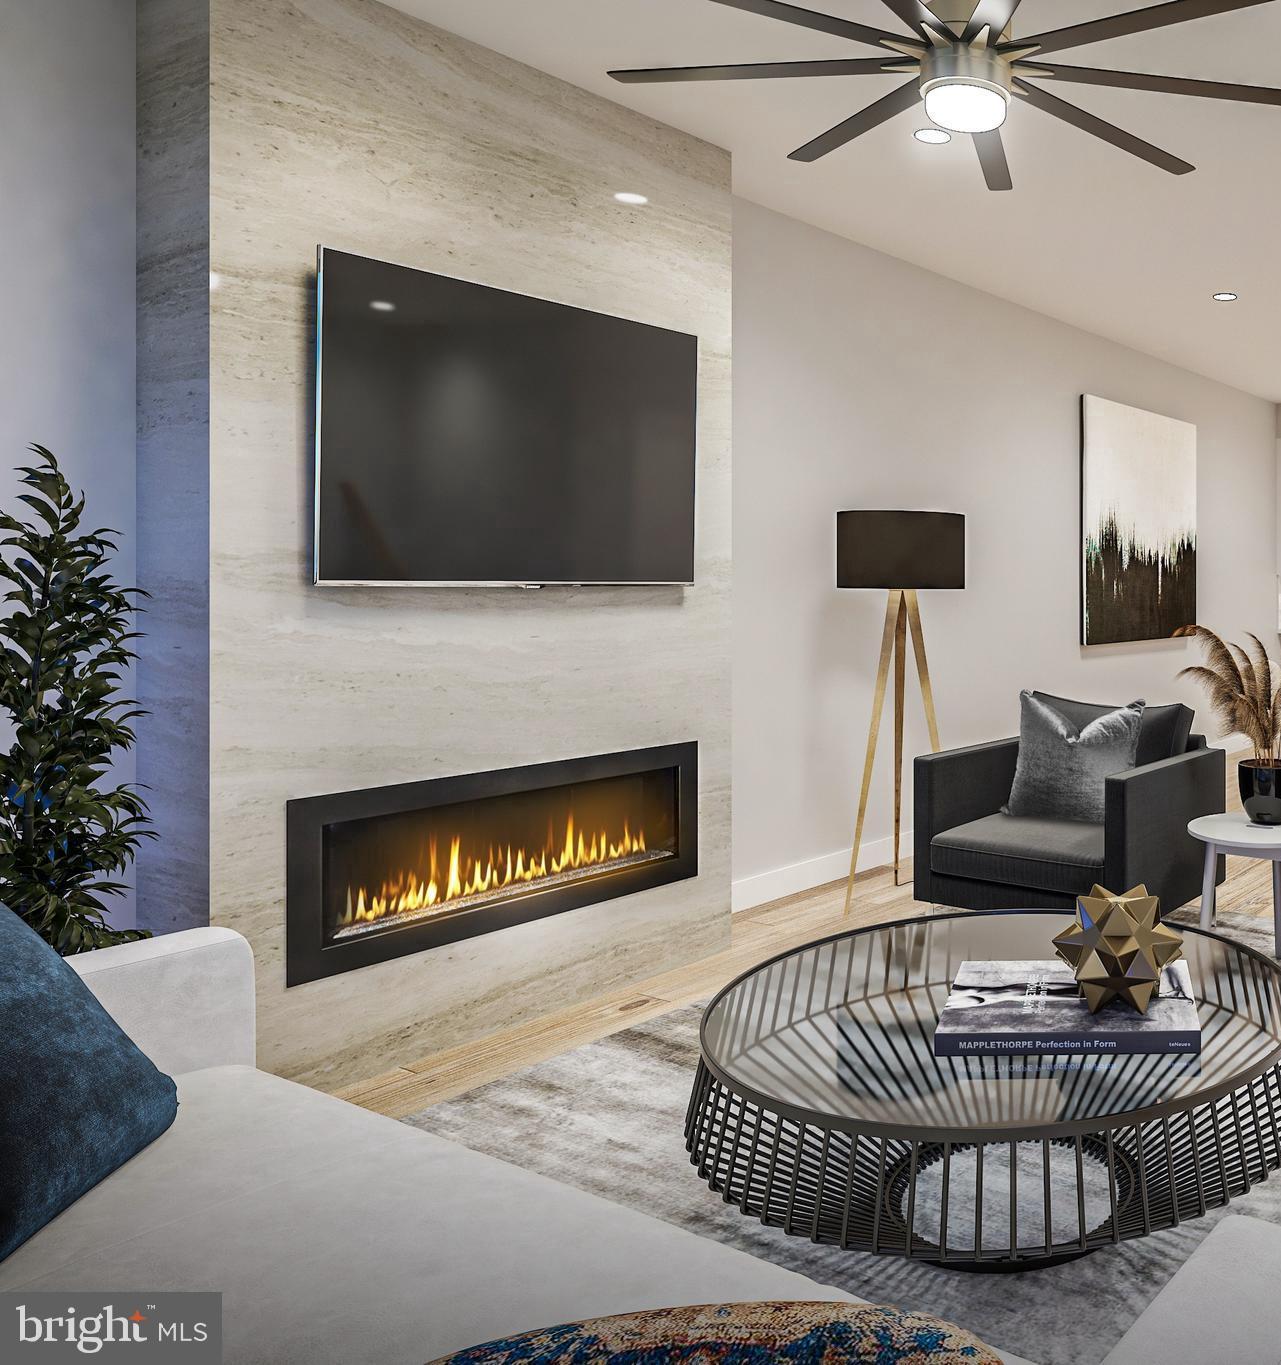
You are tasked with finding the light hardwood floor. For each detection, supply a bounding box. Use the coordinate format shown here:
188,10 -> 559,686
341,752 -> 1270,1118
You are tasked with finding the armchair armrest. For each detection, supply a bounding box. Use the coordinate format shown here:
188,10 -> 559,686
69,926 -> 255,1075
1104,745 -> 1226,908
914,738 -> 1019,894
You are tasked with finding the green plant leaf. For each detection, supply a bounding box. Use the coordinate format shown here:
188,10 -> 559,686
0,445 -> 154,954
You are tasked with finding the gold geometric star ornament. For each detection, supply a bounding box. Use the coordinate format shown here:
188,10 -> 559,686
1053,884 -> 1185,1015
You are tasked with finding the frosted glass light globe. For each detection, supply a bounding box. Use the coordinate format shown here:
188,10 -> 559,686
923,80 -> 1009,134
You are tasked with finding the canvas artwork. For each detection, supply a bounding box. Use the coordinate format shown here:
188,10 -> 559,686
1081,395 -> 1197,646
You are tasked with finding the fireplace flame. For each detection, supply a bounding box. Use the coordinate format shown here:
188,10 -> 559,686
339,814 -> 651,928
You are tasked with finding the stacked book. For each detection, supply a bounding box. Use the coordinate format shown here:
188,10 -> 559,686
933,959 -> 1201,1057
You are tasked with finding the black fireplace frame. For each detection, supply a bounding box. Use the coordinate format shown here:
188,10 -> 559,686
286,742 -> 698,986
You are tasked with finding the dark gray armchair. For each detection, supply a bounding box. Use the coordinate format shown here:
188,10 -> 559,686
913,698 -> 1225,913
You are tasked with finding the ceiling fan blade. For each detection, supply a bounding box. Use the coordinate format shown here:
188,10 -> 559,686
963,0 -> 1024,43
1010,0 -> 1272,58
707,0 -> 900,49
1013,79 -> 1195,173
1030,63 -> 1281,106
789,79 -> 921,161
609,58 -> 900,83
972,129 -> 1013,189
876,0 -> 955,41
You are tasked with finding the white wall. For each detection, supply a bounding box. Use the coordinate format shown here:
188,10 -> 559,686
1276,403 -> 1281,619
733,197 -> 1278,911
0,0 -> 137,926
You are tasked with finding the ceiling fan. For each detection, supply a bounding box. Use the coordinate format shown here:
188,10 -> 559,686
608,0 -> 1281,190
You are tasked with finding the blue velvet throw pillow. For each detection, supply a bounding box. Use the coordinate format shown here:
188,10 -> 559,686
0,907 -> 178,1261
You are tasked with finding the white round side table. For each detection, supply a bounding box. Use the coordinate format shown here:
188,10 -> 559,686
1188,812 -> 1281,956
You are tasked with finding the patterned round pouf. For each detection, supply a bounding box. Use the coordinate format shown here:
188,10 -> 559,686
428,1301 -> 1002,1363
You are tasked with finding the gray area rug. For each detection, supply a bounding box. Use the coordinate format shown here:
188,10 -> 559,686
404,905 -> 1281,1365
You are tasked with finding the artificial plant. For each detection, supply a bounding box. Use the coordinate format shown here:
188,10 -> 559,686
0,446 -> 153,952
1175,624 -> 1281,763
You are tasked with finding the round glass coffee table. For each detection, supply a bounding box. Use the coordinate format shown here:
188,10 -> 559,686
688,910 -> 1281,1271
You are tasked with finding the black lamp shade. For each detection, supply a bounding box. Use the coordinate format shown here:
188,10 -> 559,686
836,510 -> 965,590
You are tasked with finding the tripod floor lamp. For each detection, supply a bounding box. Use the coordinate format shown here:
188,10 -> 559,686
837,510 -> 965,912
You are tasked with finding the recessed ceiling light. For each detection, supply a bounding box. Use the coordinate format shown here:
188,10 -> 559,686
613,191 -> 649,206
913,127 -> 952,145
1212,291 -> 1239,302
369,300 -> 396,312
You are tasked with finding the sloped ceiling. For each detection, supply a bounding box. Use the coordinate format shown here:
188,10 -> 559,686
389,0 -> 1281,400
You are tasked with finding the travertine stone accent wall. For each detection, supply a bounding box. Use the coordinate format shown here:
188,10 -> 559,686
136,0 -> 211,933
208,0 -> 732,1087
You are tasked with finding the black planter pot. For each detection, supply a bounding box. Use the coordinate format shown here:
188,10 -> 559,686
1240,760 -> 1281,826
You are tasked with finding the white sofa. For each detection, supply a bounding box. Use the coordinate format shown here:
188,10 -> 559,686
0,928 -> 1031,1364
1101,1214 -> 1281,1363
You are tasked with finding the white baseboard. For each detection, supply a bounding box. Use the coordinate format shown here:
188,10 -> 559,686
731,831 -> 909,913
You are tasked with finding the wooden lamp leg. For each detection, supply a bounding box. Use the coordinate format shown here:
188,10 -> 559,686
844,590 -> 903,915
892,594 -> 907,886
905,590 -> 941,755
845,589 -> 943,911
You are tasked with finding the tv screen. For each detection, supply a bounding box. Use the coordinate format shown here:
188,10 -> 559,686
314,248 -> 698,585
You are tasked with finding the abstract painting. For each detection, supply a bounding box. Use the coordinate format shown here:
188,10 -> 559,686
1081,395 -> 1196,646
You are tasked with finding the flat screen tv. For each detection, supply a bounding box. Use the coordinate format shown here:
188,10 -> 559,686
314,248 -> 698,586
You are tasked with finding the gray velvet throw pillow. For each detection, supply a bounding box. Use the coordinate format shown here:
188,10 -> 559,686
1004,691 -> 1145,823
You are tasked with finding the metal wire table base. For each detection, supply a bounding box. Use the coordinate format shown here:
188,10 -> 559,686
686,1057 -> 1281,1271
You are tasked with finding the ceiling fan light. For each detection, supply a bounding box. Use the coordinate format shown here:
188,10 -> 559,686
922,79 -> 1009,135
913,127 -> 952,145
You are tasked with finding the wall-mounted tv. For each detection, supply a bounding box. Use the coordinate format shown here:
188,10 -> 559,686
314,248 -> 698,586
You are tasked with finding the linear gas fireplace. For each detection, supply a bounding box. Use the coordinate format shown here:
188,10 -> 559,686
286,743 -> 697,985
